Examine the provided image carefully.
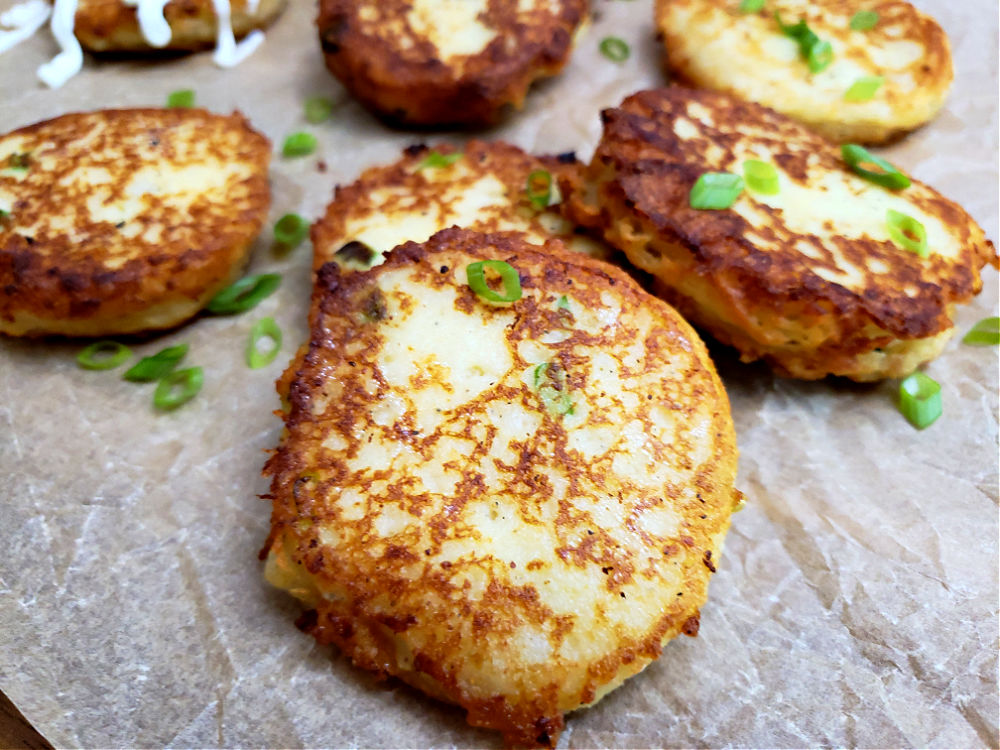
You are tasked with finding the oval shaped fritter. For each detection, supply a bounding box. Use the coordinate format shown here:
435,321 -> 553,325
263,228 -> 741,746
72,0 -> 287,52
655,0 -> 953,144
316,0 -> 587,126
0,108 -> 270,337
566,87 -> 997,381
311,139 -> 612,274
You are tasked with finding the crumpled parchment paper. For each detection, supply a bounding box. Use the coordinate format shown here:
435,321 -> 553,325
0,0 -> 997,747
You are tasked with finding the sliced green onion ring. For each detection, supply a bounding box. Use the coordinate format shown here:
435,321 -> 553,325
690,172 -> 744,210
273,213 -> 309,248
6,152 -> 31,170
534,362 -> 574,416
738,0 -> 765,12
417,150 -> 462,170
466,260 -> 522,304
775,13 -> 833,73
844,75 -> 883,102
743,160 -> 780,194
849,10 -> 879,31
807,39 -> 833,72
962,316 -> 1000,346
556,294 -> 571,310
154,367 -> 203,411
77,340 -> 132,370
247,317 -> 283,369
304,96 -> 334,124
206,273 -> 282,315
525,169 -> 553,210
335,240 -> 377,266
841,144 -> 911,190
282,132 -> 317,158
166,89 -> 195,108
898,372 -> 941,429
123,343 -> 188,382
886,209 -> 928,257
599,36 -> 630,62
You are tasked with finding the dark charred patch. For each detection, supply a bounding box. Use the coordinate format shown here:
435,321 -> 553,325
336,240 -> 377,266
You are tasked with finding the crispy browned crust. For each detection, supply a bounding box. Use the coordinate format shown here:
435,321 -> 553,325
264,227 -> 739,746
0,108 -> 271,337
316,0 -> 587,126
567,86 -> 996,380
72,0 -> 287,52
310,139 -> 599,272
654,0 -> 954,144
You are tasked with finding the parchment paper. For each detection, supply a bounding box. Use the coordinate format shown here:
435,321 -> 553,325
0,1 -> 997,747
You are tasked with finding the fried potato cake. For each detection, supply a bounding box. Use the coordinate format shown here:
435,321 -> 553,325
263,227 -> 740,746
312,140 -> 612,275
0,108 -> 270,337
567,87 -> 996,381
316,0 -> 587,126
71,0 -> 287,52
655,0 -> 953,144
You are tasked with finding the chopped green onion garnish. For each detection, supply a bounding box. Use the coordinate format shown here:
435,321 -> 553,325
273,213 -> 309,248
303,96 -> 334,124
206,273 -> 282,315
153,367 -> 203,411
599,36 -> 630,62
525,169 -> 553,210
123,343 -> 188,382
534,362 -> 574,416
886,209 -> 928,257
962,316 -> 1000,346
247,317 -> 282,369
743,160 -> 780,194
556,294 -> 570,310
282,132 -> 317,158
335,240 -> 377,266
844,75 -> 883,102
775,13 -> 833,73
6,152 -> 31,170
849,10 -> 879,31
77,340 -> 132,370
898,372 -> 941,429
739,0 -> 765,12
466,260 -> 522,304
690,172 -> 744,210
841,144 -> 911,190
417,150 -> 462,170
807,39 -> 833,72
166,89 -> 195,108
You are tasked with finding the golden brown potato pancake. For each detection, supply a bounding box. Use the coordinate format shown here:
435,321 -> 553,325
311,139 -> 612,274
263,227 -> 740,746
655,0 -> 953,144
0,108 -> 270,337
316,0 -> 587,126
566,87 -> 996,380
72,0 -> 287,52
